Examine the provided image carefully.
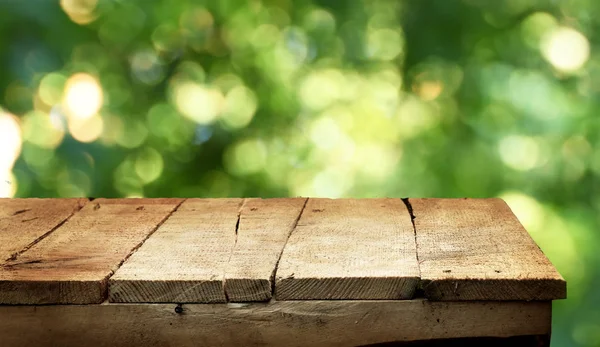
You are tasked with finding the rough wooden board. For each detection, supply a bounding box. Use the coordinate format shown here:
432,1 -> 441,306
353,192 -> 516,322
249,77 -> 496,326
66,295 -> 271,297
224,198 -> 307,302
0,198 -> 183,304
275,198 -> 420,300
109,198 -> 243,303
0,198 -> 87,262
410,198 -> 567,301
0,300 -> 551,347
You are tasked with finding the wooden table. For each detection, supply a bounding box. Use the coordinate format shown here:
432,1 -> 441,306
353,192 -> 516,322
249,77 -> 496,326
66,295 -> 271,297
0,198 -> 565,346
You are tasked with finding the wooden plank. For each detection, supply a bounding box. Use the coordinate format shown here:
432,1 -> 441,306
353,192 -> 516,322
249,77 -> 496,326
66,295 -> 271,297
0,300 -> 551,347
275,198 -> 420,300
224,198 -> 307,302
0,198 -> 87,262
410,198 -> 567,301
109,198 -> 243,303
0,198 -> 183,304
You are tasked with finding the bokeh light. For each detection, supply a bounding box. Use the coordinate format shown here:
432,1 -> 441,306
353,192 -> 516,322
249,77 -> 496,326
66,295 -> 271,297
60,0 -> 99,25
1,2 -> 598,345
0,110 -> 21,198
541,27 -> 590,73
171,81 -> 223,124
224,138 -> 268,176
63,73 -> 104,120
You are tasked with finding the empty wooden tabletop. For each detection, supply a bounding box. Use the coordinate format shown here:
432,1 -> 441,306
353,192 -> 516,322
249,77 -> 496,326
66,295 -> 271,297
0,197 -> 566,304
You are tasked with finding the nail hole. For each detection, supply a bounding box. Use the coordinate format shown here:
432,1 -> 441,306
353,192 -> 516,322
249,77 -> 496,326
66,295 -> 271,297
175,304 -> 183,314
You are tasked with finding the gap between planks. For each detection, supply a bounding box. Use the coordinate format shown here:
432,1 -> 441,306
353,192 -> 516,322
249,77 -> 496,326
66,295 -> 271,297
108,197 -> 420,303
224,197 -> 308,302
106,198 -> 187,284
0,198 -> 185,304
0,197 -> 566,304
1,198 -> 88,263
109,198 -> 310,303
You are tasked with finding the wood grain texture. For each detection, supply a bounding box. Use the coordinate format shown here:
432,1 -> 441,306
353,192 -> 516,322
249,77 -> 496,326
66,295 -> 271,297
411,198 -> 567,301
0,198 -> 87,262
0,198 -> 183,304
224,198 -> 307,302
0,300 -> 551,347
275,198 -> 419,300
109,198 -> 243,303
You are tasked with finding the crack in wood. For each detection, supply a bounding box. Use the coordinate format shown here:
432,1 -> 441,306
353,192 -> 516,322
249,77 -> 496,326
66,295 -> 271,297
223,199 -> 247,302
270,198 -> 308,298
401,197 -> 421,288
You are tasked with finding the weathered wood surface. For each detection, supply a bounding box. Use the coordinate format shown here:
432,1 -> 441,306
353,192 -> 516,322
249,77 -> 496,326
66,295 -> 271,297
224,198 -> 307,302
410,198 -> 566,301
0,198 -> 182,304
0,198 -> 86,262
109,199 -> 242,303
0,197 -> 565,304
275,198 -> 420,300
0,300 -> 551,347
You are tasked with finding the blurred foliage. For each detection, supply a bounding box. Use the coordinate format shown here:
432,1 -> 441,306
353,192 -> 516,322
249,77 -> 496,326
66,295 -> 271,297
0,0 -> 599,345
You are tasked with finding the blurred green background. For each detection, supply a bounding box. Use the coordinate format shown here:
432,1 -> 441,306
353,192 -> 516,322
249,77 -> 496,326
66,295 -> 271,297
0,0 -> 597,345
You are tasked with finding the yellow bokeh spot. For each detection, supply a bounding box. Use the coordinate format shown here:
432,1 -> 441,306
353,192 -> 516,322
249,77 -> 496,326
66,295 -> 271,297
310,116 -> 343,150
134,148 -> 164,184
250,24 -> 280,48
298,69 -> 344,110
60,0 -> 99,25
497,135 -> 540,171
221,86 -> 258,129
0,111 -> 22,171
353,144 -> 400,180
395,95 -> 440,138
0,110 -> 21,198
63,73 -> 104,120
366,28 -> 404,61
224,138 -> 267,176
21,110 -> 65,149
68,114 -> 104,143
414,80 -> 443,101
541,27 -> 590,73
172,81 -> 223,124
0,172 -> 17,198
309,168 -> 353,198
